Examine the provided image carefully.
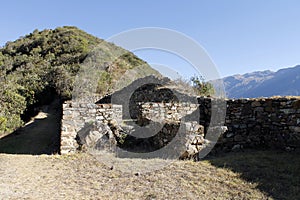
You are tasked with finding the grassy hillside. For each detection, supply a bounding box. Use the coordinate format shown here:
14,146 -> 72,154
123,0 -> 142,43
0,26 -> 160,135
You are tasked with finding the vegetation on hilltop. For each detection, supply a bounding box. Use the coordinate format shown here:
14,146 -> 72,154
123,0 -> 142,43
190,75 -> 215,96
0,26 -> 215,135
172,75 -> 215,97
0,26 -> 159,134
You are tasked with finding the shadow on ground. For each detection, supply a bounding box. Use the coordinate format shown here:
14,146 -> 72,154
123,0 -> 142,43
207,149 -> 300,200
0,99 -> 62,155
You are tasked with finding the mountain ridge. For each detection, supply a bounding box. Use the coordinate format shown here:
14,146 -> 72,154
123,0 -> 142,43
221,65 -> 300,98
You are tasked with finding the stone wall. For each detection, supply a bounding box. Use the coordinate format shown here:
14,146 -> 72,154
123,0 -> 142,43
140,102 -> 199,122
60,97 -> 300,155
61,102 -> 122,154
199,97 -> 300,152
61,101 -> 207,157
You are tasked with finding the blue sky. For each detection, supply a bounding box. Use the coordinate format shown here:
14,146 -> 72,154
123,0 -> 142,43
1,0 -> 300,79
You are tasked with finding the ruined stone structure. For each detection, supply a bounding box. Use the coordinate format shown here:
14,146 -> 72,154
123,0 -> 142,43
61,101 -> 207,157
61,102 -> 122,154
209,97 -> 300,152
61,96 -> 300,156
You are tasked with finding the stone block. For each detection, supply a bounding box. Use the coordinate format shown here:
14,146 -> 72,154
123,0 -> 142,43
294,126 -> 300,132
251,101 -> 261,107
234,135 -> 244,142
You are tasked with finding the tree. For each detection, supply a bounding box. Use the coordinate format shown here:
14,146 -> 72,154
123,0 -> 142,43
190,75 -> 215,96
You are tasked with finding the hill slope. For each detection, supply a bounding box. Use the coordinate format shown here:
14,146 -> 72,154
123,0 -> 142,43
222,65 -> 300,98
0,26 -> 161,134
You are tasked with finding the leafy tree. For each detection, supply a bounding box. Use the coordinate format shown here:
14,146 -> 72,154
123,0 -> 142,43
0,79 -> 26,133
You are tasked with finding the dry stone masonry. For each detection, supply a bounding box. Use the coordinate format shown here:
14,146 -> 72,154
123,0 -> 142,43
199,97 -> 300,152
140,102 -> 199,122
61,96 -> 300,157
61,102 -> 122,154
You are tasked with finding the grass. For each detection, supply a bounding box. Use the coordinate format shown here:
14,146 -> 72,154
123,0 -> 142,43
207,149 -> 300,200
1,149 -> 298,199
0,152 -> 268,199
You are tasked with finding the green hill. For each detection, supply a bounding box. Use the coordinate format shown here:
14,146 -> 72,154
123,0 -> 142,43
0,26 -> 161,134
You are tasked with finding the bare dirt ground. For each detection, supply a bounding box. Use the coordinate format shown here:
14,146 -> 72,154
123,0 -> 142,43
0,153 -> 272,200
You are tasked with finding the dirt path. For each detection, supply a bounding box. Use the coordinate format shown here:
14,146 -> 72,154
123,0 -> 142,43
0,99 -> 61,154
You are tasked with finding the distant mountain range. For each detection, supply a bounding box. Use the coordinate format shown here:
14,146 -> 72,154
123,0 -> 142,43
220,65 -> 300,98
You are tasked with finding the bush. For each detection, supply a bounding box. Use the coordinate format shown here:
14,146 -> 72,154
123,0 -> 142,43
190,75 -> 215,96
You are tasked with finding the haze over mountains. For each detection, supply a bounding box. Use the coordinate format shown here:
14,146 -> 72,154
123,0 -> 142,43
221,65 -> 300,98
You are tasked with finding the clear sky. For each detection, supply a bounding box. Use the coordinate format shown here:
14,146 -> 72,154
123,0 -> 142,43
1,0 -> 300,79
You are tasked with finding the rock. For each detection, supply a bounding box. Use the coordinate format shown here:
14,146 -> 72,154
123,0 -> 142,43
232,144 -> 243,151
234,135 -> 243,142
254,107 -> 264,112
194,124 -> 205,135
206,126 -> 228,139
294,126 -> 300,132
134,172 -> 140,176
180,129 -> 209,160
225,132 -> 234,138
186,144 -> 198,155
77,122 -> 117,152
251,101 -> 261,107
